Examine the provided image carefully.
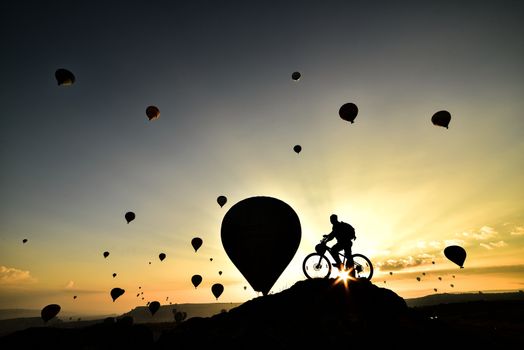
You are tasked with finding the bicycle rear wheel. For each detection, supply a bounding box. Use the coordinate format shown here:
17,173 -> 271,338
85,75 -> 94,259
351,254 -> 373,280
303,253 -> 331,279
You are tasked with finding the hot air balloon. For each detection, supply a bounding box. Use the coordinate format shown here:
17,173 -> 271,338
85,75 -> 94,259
432,261 -> 435,264
244,286 -> 247,290
293,145 -> 302,154
434,288 -> 438,292
438,277 -> 442,281
148,301 -> 160,316
149,262 -> 151,265
291,71 -> 301,81
113,273 -> 117,278
416,277 -> 421,282
218,271 -> 222,276
422,272 -> 426,276
211,283 -> 224,300
452,275 -> 455,278
125,211 -> 135,224
159,253 -> 166,261
146,106 -> 160,121
22,239 -> 28,244
210,258 -> 213,261
191,274 -> 202,288
73,295 -> 77,299
339,102 -> 359,123
389,272 -> 393,275
217,196 -> 227,208
55,69 -> 75,86
431,110 -> 451,129
41,304 -> 61,322
191,237 -> 203,252
444,245 -> 466,268
221,196 -> 301,296
450,284 -> 454,288
103,251 -> 110,258
110,288 -> 125,302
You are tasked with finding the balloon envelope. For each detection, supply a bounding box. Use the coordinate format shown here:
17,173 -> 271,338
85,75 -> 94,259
41,304 -> 61,322
291,71 -> 301,81
339,103 -> 359,123
191,274 -> 202,288
211,283 -> 224,300
110,288 -> 125,302
191,237 -> 203,252
444,245 -> 466,268
112,273 -> 117,278
103,251 -> 110,258
159,253 -> 166,261
22,239 -> 28,244
221,196 -> 301,295
148,301 -> 160,316
146,106 -> 160,121
125,211 -> 135,224
217,196 -> 227,208
431,110 -> 451,129
293,145 -> 301,154
55,69 -> 75,86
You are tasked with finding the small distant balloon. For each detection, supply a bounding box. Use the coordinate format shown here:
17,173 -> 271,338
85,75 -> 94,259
41,304 -> 61,322
146,106 -> 160,121
293,145 -> 302,154
211,283 -> 224,300
125,211 -> 135,224
450,284 -> 454,288
103,251 -> 110,258
148,261 -> 151,265
244,286 -> 247,290
383,281 -> 386,284
422,272 -> 426,276
432,261 -> 435,265
55,69 -> 75,86
191,274 -> 202,288
218,271 -> 222,276
159,253 -> 166,261
136,293 -> 140,297
434,288 -> 438,292
431,110 -> 451,129
22,238 -> 28,244
416,277 -> 421,282
148,301 -> 160,316
139,286 -> 141,289
113,273 -> 117,278
210,258 -> 213,261
452,275 -> 456,278
110,288 -> 125,302
73,295 -> 77,299
217,196 -> 227,208
291,71 -> 301,81
191,237 -> 203,252
339,102 -> 359,124
438,277 -> 442,281
389,272 -> 393,275
444,245 -> 466,268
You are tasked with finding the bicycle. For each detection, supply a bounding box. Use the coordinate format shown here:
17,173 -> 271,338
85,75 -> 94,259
302,237 -> 374,280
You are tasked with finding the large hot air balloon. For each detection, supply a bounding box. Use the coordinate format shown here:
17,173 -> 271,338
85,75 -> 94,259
41,304 -> 61,322
148,301 -> 160,316
221,196 -> 301,296
211,283 -> 224,300
191,275 -> 202,288
339,102 -> 359,123
159,253 -> 166,261
146,106 -> 160,121
444,245 -> 466,268
191,237 -> 203,252
55,69 -> 75,86
293,145 -> 302,154
217,196 -> 227,208
110,288 -> 125,302
125,211 -> 135,224
431,110 -> 451,129
291,71 -> 301,81
103,251 -> 110,258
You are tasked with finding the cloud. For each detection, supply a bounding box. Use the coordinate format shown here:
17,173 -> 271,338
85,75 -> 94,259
376,255 -> 431,271
416,241 -> 442,250
510,226 -> 524,236
457,226 -> 498,240
0,266 -> 36,285
480,240 -> 507,250
444,239 -> 465,246
65,280 -> 75,289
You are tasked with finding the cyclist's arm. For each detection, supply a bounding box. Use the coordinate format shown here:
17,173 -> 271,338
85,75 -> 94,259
323,231 -> 335,242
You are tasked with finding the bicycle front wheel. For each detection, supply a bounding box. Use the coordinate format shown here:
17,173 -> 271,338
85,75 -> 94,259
351,254 -> 373,280
303,253 -> 331,279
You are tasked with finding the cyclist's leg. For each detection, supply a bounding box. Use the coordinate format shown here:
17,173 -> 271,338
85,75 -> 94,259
343,241 -> 354,273
331,242 -> 344,269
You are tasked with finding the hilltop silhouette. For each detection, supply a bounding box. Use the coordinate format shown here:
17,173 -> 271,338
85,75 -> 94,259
1,278 -> 523,349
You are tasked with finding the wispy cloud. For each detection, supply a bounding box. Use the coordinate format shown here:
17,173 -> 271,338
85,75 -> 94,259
0,266 -> 36,285
376,255 -> 433,271
480,240 -> 508,250
510,226 -> 524,236
65,280 -> 75,289
457,226 -> 498,240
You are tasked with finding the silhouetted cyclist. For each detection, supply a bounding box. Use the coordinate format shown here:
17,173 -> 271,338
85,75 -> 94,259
323,214 -> 356,272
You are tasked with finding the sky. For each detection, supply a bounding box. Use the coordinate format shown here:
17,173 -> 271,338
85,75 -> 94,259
1,0 -> 523,316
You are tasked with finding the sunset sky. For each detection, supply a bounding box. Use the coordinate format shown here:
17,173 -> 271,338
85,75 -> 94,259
1,0 -> 523,316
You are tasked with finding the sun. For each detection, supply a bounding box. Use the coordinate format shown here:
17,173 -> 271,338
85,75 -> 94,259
334,267 -> 357,288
